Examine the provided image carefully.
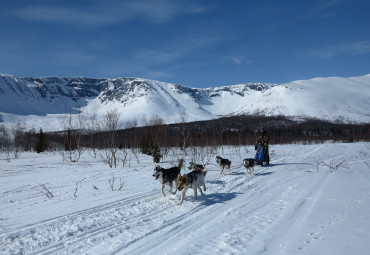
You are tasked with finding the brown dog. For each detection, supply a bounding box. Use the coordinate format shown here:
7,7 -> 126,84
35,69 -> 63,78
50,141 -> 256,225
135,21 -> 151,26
177,170 -> 207,205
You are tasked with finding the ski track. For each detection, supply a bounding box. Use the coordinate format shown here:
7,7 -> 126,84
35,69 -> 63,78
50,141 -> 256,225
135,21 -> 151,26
92,145 -> 329,254
2,191 -> 166,255
1,143 -> 370,254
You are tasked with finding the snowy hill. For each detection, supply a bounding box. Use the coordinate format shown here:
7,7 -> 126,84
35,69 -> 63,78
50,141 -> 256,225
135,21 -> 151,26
0,74 -> 369,131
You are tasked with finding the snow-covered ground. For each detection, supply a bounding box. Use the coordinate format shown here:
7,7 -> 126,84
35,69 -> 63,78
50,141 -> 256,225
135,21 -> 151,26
1,142 -> 370,255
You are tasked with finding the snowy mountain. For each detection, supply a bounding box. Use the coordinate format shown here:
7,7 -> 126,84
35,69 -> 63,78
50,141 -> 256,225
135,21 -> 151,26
0,73 -> 369,131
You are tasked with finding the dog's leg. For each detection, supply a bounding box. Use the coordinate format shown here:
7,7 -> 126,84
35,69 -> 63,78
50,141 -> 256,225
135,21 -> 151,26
177,187 -> 187,205
220,166 -> 224,175
170,187 -> 178,194
168,182 -> 177,194
196,181 -> 204,196
168,183 -> 174,194
161,184 -> 166,197
198,186 -> 204,196
171,180 -> 178,194
200,175 -> 206,192
193,185 -> 198,201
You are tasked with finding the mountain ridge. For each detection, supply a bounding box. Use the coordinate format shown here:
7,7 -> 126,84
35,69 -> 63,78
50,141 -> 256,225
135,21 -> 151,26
0,73 -> 369,131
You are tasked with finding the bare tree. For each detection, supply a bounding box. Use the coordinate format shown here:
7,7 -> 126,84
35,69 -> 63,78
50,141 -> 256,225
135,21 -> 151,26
120,148 -> 129,167
40,184 -> 54,198
190,146 -> 216,166
149,114 -> 165,126
125,118 -> 138,129
214,125 -> 226,153
98,109 -> 120,168
130,147 -> 141,164
321,159 -> 349,173
179,109 -> 190,156
12,122 -> 26,158
315,160 -> 324,172
73,183 -> 79,199
86,113 -> 100,158
0,125 -> 12,161
360,144 -> 370,169
161,146 -> 170,161
60,110 -> 87,162
109,173 -> 126,191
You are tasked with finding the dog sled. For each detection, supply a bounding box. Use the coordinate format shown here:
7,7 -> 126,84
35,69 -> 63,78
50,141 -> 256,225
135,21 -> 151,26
254,144 -> 270,166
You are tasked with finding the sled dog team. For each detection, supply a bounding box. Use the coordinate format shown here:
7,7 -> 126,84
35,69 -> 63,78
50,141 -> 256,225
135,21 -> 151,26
153,156 -> 256,205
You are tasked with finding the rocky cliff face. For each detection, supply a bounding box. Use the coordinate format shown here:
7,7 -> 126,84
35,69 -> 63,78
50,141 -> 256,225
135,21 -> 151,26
0,74 -> 271,107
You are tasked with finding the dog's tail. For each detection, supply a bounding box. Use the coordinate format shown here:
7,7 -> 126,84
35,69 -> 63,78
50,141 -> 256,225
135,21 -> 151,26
178,157 -> 184,169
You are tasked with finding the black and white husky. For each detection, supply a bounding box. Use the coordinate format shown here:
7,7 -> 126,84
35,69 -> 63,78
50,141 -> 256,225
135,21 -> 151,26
188,161 -> 205,171
177,170 -> 207,205
215,156 -> 231,175
243,158 -> 255,175
153,158 -> 184,197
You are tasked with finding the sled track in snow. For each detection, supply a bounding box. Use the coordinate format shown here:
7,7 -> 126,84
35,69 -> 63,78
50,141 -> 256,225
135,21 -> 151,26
3,143 -> 367,254
110,178 -> 265,254
108,165 -> 297,255
3,191 -> 166,255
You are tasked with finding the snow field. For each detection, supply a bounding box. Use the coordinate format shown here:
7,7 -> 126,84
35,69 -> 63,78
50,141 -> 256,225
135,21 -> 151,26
1,142 -> 370,254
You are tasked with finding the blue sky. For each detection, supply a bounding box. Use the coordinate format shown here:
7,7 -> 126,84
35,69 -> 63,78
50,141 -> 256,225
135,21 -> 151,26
1,0 -> 370,88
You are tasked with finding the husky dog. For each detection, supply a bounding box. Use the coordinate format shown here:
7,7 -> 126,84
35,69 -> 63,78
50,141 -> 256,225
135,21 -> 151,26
177,170 -> 207,205
188,162 -> 205,172
243,158 -> 255,175
153,158 -> 184,197
215,156 -> 231,175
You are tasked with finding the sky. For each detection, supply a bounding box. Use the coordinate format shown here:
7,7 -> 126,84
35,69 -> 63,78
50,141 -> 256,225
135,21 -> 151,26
1,0 -> 370,88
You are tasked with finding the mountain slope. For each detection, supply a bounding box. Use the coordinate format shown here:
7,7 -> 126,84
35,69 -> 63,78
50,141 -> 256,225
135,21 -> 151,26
0,74 -> 369,131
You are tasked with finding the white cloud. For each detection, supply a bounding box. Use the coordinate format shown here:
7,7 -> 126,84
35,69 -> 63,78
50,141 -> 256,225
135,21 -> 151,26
135,50 -> 180,64
147,70 -> 173,79
12,0 -> 207,27
133,36 -> 223,65
231,55 -> 253,65
306,40 -> 370,59
51,50 -> 97,65
125,0 -> 207,23
14,6 -> 121,27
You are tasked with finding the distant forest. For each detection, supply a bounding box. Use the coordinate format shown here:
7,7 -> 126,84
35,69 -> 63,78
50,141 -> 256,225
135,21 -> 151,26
1,115 -> 369,157
47,115 -> 369,150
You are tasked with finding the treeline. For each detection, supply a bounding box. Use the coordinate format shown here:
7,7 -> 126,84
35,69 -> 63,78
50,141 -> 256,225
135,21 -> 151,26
50,115 -> 369,150
114,115 -> 369,147
1,115 -> 369,159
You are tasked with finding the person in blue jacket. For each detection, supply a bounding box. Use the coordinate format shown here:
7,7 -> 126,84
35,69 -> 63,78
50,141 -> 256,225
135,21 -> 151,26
254,127 -> 270,165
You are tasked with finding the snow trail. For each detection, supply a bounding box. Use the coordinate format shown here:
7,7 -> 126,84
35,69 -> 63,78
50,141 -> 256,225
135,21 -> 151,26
1,143 -> 370,254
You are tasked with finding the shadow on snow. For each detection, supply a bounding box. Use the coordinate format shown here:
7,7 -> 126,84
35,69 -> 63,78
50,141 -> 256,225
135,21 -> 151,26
200,192 -> 241,206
